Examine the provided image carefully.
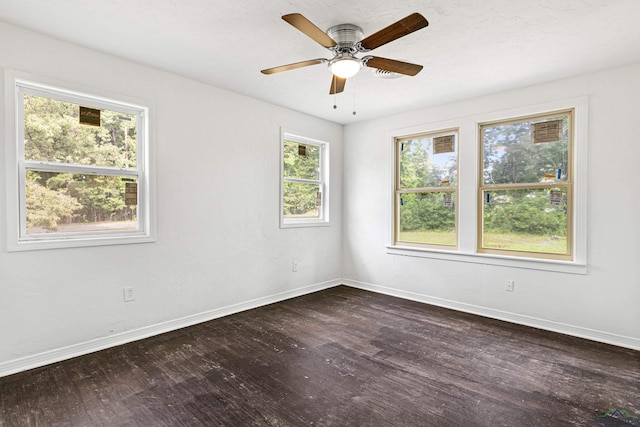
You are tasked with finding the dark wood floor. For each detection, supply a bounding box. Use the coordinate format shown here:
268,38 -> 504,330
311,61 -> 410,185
1,286 -> 638,426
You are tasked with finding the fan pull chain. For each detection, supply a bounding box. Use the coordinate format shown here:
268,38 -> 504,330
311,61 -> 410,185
352,74 -> 357,116
333,75 -> 337,109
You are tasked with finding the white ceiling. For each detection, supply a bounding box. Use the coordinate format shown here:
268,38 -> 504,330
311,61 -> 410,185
1,0 -> 640,124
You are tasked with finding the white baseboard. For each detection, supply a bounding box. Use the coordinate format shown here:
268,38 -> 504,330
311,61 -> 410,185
0,279 -> 341,378
3,278 -> 637,378
343,279 -> 640,351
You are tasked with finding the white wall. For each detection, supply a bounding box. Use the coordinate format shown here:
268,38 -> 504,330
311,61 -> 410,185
0,22 -> 343,375
2,20 -> 638,378
343,63 -> 640,349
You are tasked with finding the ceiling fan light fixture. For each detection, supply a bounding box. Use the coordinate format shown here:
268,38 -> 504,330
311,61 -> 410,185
262,13 -> 429,98
329,57 -> 362,78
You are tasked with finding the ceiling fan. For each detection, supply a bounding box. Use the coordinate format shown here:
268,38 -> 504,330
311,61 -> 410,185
261,13 -> 429,95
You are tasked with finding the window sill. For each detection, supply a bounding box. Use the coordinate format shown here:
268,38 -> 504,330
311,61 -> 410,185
386,245 -> 587,275
9,233 -> 156,252
280,220 -> 330,229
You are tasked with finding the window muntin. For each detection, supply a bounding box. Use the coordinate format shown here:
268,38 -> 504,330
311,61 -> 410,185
479,111 -> 573,260
9,78 -> 151,249
281,132 -> 329,227
395,130 -> 458,248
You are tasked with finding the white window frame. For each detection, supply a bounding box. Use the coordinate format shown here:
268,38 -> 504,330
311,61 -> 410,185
386,97 -> 588,274
4,70 -> 155,251
280,129 -> 330,228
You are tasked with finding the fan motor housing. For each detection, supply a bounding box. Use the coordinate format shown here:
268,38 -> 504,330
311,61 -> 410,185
327,24 -> 364,51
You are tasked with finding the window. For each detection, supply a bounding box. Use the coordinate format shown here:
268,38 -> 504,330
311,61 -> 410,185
388,98 -> 587,272
479,110 -> 573,260
6,75 -> 154,250
394,130 -> 458,248
280,131 -> 329,228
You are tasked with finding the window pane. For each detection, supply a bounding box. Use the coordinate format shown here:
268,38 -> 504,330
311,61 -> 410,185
482,116 -> 569,185
398,192 -> 456,246
283,140 -> 320,181
399,134 -> 457,189
482,188 -> 568,254
283,182 -> 321,220
23,94 -> 137,168
25,170 -> 138,235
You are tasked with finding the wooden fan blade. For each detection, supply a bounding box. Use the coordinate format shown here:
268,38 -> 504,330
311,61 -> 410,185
261,59 -> 325,75
365,56 -> 423,76
329,76 -> 346,94
282,13 -> 337,48
359,13 -> 428,51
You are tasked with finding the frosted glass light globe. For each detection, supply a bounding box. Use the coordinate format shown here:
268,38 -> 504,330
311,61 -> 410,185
329,58 -> 362,78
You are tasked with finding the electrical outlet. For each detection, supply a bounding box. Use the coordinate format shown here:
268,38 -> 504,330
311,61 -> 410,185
123,287 -> 135,302
292,259 -> 299,272
504,280 -> 515,292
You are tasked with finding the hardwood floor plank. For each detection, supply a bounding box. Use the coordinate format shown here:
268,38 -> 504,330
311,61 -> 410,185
1,286 -> 638,426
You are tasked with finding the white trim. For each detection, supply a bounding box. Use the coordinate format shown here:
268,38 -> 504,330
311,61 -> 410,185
385,96 -> 588,270
572,101 -> 588,266
280,220 -> 331,229
21,161 -> 141,177
2,278 -> 637,377
0,279 -> 341,378
5,70 -> 20,252
386,245 -> 587,274
280,128 -> 330,228
16,79 -> 145,115
343,279 -> 640,351
4,69 -> 156,251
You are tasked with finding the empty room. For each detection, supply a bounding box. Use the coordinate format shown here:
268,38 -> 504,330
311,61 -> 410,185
0,1 -> 639,426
